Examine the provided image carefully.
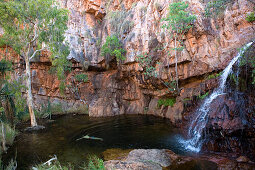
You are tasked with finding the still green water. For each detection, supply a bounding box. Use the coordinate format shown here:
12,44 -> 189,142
4,114 -> 187,169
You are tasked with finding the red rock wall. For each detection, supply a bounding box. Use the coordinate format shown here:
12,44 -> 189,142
1,0 -> 255,123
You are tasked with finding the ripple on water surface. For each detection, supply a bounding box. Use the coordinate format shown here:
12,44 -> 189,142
4,114 -> 188,169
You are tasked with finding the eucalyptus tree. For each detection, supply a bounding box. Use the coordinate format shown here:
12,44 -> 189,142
162,1 -> 196,92
0,0 -> 70,127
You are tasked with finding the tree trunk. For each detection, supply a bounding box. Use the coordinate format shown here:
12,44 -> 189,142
174,36 -> 179,91
25,56 -> 37,127
1,122 -> 7,152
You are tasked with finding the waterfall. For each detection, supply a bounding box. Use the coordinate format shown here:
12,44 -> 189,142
181,42 -> 253,152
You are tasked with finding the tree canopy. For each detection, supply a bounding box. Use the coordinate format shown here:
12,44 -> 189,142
0,0 -> 69,58
0,0 -> 70,127
162,1 -> 196,91
101,35 -> 126,64
162,1 -> 196,36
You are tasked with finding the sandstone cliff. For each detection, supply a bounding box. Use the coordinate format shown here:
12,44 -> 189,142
2,0 -> 254,124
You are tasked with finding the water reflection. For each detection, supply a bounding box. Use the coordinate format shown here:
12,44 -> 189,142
4,114 -> 186,169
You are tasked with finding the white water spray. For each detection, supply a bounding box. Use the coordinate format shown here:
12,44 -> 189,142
181,42 -> 253,152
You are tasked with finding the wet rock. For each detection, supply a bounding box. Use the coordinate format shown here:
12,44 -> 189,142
236,156 -> 250,163
104,149 -> 255,170
126,149 -> 171,167
104,149 -> 172,170
103,148 -> 132,161
25,125 -> 45,132
169,159 -> 218,170
208,94 -> 241,131
201,49 -> 255,158
215,158 -> 255,170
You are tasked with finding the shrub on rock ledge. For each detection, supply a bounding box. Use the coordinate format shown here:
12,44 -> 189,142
101,35 -> 126,67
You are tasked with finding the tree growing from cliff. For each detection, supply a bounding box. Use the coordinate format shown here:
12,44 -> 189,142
246,7 -> 255,22
0,0 -> 70,127
162,1 -> 196,92
101,35 -> 126,68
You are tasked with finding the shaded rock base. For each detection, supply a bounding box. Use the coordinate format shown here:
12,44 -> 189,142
104,149 -> 255,170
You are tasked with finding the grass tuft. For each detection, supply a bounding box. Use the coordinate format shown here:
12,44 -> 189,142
33,159 -> 71,170
85,155 -> 105,170
198,92 -> 209,100
32,155 -> 105,170
0,123 -> 17,147
66,104 -> 89,114
75,74 -> 89,83
157,98 -> 176,108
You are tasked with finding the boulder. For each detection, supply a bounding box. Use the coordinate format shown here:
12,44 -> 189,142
104,149 -> 172,170
126,149 -> 171,167
104,149 -> 255,170
236,156 -> 250,163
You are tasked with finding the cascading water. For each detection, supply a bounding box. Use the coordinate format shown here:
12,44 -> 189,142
180,42 -> 253,152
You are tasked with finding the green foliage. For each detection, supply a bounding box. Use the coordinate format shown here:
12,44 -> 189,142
0,59 -> 12,76
0,0 -> 69,55
75,74 -> 89,83
246,8 -> 255,22
162,1 -> 196,50
229,72 -> 238,86
239,45 -> 255,84
0,0 -> 71,93
33,155 -> 105,170
162,2 -> 196,36
35,101 -> 52,119
246,12 -> 255,22
0,134 -> 17,169
49,103 -> 64,115
15,107 -> 30,122
7,79 -> 27,114
163,81 -> 177,92
162,1 -> 196,91
204,0 -> 232,18
101,35 -> 126,63
0,59 -> 27,122
66,104 -> 88,114
207,74 -> 216,80
183,98 -> 191,102
0,123 -> 17,147
85,156 -> 105,170
157,98 -> 176,108
33,159 -> 71,170
36,101 -> 73,118
136,54 -> 158,77
198,92 -> 209,100
51,56 -> 72,81
136,54 -> 177,91
4,159 -> 17,170
59,81 -> 66,95
207,72 -> 222,80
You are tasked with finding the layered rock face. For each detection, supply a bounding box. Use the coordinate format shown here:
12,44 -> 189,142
0,0 -> 255,162
51,0 -> 254,121
2,0 -> 254,121
202,42 -> 255,159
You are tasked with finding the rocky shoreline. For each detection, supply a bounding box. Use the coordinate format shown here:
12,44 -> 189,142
104,149 -> 255,170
